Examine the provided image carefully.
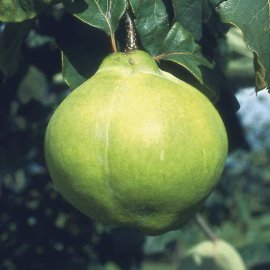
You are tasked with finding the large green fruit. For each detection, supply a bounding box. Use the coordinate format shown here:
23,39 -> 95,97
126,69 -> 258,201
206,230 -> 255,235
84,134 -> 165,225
45,50 -> 228,235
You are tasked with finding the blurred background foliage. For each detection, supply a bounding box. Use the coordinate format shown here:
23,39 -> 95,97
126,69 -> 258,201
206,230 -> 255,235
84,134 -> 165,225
0,4 -> 270,270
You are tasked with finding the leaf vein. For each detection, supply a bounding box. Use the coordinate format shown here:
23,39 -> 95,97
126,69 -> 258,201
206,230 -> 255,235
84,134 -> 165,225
248,2 -> 269,30
94,0 -> 113,34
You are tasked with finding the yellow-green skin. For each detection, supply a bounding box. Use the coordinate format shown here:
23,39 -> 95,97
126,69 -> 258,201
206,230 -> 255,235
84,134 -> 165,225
45,50 -> 228,235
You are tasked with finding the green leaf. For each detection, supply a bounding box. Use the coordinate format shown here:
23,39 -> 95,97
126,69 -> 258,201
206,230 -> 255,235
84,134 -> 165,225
240,242 -> 270,269
0,0 -> 55,22
0,21 -> 33,78
63,0 -> 127,35
128,0 -> 138,11
143,231 -> 180,255
141,262 -> 173,270
129,0 -> 170,55
158,23 -> 213,79
62,51 -> 105,90
58,21 -> 111,90
62,53 -> 84,90
172,0 -> 211,40
208,0 -> 223,7
17,66 -> 48,104
104,262 -> 121,270
155,23 -> 218,101
218,0 -> 270,91
184,239 -> 246,270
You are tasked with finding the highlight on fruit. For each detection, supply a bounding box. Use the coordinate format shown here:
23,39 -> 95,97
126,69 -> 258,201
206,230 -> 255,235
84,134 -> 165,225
44,50 -> 228,235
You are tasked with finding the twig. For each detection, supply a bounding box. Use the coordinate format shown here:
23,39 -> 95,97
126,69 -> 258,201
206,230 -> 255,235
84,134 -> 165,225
195,213 -> 218,242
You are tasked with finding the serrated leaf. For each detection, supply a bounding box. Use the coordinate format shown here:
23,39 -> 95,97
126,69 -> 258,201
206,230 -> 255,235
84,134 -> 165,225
218,0 -> 270,91
129,0 -> 169,55
63,0 -> 127,35
185,239 -> 246,270
0,21 -> 33,78
0,0 -> 55,22
155,23 -> 217,101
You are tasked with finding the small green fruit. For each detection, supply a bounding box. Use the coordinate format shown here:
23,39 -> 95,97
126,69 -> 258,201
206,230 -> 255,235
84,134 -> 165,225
45,50 -> 228,235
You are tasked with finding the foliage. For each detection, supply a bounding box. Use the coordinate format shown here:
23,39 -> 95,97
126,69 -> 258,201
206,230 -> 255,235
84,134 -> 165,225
0,0 -> 56,22
218,0 -> 270,91
0,0 -> 270,269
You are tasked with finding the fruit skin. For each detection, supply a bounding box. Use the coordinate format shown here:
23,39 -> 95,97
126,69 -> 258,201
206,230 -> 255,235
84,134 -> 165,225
45,50 -> 228,235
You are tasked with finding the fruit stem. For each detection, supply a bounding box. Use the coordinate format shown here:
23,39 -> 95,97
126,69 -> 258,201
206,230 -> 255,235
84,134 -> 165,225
125,10 -> 138,51
195,213 -> 218,242
110,33 -> 117,52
